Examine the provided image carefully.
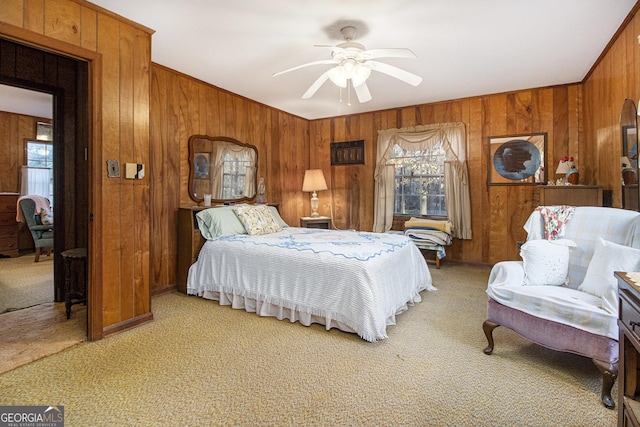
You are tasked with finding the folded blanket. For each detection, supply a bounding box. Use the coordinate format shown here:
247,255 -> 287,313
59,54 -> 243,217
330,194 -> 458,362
16,195 -> 51,223
404,217 -> 453,235
404,228 -> 452,246
535,205 -> 576,240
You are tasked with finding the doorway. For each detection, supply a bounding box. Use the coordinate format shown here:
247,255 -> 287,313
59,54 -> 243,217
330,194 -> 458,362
0,38 -> 90,352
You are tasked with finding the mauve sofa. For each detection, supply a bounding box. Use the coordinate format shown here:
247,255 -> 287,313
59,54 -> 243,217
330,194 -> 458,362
483,206 -> 640,409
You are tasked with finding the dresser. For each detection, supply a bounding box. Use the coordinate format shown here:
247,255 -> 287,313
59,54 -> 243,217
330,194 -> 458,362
617,272 -> 640,426
534,185 -> 603,207
0,193 -> 19,257
177,206 -> 209,294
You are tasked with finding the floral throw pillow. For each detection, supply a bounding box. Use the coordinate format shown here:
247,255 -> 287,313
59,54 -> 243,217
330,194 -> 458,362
233,205 -> 282,236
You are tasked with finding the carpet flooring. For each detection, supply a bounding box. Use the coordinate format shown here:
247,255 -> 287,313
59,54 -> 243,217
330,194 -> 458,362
0,253 -> 54,313
0,263 -> 617,426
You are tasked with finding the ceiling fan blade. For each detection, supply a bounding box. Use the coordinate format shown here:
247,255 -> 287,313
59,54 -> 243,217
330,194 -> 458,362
366,60 -> 422,86
360,48 -> 417,60
354,81 -> 372,103
302,71 -> 330,99
272,59 -> 336,77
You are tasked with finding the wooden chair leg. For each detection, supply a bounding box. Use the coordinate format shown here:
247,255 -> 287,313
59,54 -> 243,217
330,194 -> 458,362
592,359 -> 618,409
46,247 -> 52,257
482,320 -> 499,355
34,247 -> 41,262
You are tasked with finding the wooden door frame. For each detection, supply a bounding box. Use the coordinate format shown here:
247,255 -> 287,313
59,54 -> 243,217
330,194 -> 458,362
0,22 -> 103,340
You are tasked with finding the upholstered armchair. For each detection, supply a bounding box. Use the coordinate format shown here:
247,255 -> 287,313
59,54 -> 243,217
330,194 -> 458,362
18,198 -> 54,262
483,206 -> 640,409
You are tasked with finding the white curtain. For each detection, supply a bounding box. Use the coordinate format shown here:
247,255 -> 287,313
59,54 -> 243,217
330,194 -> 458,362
373,123 -> 472,239
211,142 -> 256,198
21,166 -> 51,203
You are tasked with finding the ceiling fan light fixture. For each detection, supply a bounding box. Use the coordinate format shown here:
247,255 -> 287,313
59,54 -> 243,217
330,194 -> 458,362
328,66 -> 348,88
351,63 -> 371,87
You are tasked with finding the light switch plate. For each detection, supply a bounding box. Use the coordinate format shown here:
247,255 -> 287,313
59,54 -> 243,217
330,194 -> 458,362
125,163 -> 145,179
106,160 -> 120,177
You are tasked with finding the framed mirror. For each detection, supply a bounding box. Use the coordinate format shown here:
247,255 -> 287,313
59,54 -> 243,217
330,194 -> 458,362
621,99 -> 639,210
188,135 -> 258,204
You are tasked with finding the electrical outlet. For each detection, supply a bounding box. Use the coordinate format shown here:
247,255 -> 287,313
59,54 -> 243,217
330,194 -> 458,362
106,160 -> 120,178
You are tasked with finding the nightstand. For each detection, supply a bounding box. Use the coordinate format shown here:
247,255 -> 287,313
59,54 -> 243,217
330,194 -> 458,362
300,216 -> 331,229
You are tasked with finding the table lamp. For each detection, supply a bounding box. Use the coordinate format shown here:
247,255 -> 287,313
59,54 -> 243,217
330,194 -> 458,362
302,169 -> 328,217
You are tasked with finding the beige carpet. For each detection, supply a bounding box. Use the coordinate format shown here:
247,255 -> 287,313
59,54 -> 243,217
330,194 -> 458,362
0,264 -> 617,426
0,253 -> 54,313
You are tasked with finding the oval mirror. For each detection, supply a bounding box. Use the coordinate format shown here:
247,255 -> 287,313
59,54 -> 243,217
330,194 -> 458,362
621,99 -> 639,210
188,135 -> 258,204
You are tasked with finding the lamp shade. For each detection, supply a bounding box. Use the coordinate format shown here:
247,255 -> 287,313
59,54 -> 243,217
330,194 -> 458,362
555,161 -> 575,175
302,169 -> 328,192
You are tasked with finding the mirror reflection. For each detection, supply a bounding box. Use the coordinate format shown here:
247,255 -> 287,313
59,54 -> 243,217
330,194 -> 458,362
621,99 -> 639,210
188,135 -> 258,203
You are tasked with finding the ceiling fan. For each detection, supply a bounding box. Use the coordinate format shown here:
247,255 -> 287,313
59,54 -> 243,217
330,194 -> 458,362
273,26 -> 422,104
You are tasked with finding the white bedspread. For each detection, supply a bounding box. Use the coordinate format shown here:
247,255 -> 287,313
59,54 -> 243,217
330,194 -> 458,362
187,227 -> 434,341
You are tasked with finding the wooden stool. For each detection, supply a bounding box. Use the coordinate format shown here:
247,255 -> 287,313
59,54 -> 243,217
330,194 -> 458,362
62,248 -> 87,319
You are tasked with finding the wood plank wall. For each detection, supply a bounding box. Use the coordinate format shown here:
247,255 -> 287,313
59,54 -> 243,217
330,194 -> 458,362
149,64 -> 309,294
583,6 -> 640,208
0,0 -> 153,337
309,86 -> 582,265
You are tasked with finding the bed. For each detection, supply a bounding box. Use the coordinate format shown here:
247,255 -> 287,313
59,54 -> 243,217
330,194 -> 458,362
186,204 -> 434,342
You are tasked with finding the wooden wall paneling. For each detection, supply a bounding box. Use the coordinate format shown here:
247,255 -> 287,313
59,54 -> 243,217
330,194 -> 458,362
0,0 -> 23,27
466,97 -> 485,264
204,85 -> 220,136
44,0 -> 81,46
24,0 -> 44,34
330,116 -> 346,228
0,112 -> 12,191
80,4 -> 97,51
485,94 -> 509,264
178,75 -> 199,206
118,22 -> 135,320
132,27 -> 150,314
97,12 -> 123,327
149,65 -> 167,291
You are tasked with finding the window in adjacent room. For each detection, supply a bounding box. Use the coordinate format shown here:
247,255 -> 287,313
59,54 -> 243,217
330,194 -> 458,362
388,142 -> 446,217
24,140 -> 54,204
221,152 -> 250,199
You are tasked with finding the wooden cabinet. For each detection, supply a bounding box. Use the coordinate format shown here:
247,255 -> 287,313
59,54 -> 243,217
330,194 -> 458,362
624,185 -> 639,211
300,216 -> 332,229
534,185 -> 603,207
177,206 -> 208,294
618,272 -> 640,426
0,193 -> 19,257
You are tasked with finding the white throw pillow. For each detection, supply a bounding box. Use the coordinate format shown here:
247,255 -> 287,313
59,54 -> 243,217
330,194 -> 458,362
521,239 -> 575,286
578,238 -> 640,313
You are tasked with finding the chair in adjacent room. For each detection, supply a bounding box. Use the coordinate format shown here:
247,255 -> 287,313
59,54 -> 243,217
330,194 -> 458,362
18,197 -> 54,262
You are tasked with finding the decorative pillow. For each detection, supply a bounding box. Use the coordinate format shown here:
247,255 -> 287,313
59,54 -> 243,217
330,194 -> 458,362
266,205 -> 288,228
521,239 -> 575,286
233,204 -> 283,236
196,207 -> 247,240
40,208 -> 53,225
578,238 -> 640,313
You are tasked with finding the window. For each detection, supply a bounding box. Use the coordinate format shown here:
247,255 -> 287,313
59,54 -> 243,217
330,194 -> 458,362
221,152 -> 250,199
25,140 -> 54,203
388,142 -> 446,217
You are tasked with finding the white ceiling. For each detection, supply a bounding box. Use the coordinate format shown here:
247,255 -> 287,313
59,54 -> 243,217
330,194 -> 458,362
2,1 -> 637,120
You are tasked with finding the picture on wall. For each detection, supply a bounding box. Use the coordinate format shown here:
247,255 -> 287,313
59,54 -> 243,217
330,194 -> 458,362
194,152 -> 210,180
488,133 -> 547,185
36,122 -> 53,142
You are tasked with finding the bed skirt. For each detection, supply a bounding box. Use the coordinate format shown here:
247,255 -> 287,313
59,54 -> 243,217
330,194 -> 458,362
198,289 -> 421,340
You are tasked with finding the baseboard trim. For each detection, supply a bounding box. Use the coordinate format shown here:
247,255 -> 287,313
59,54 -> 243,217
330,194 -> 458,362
152,283 -> 177,296
102,312 -> 154,338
